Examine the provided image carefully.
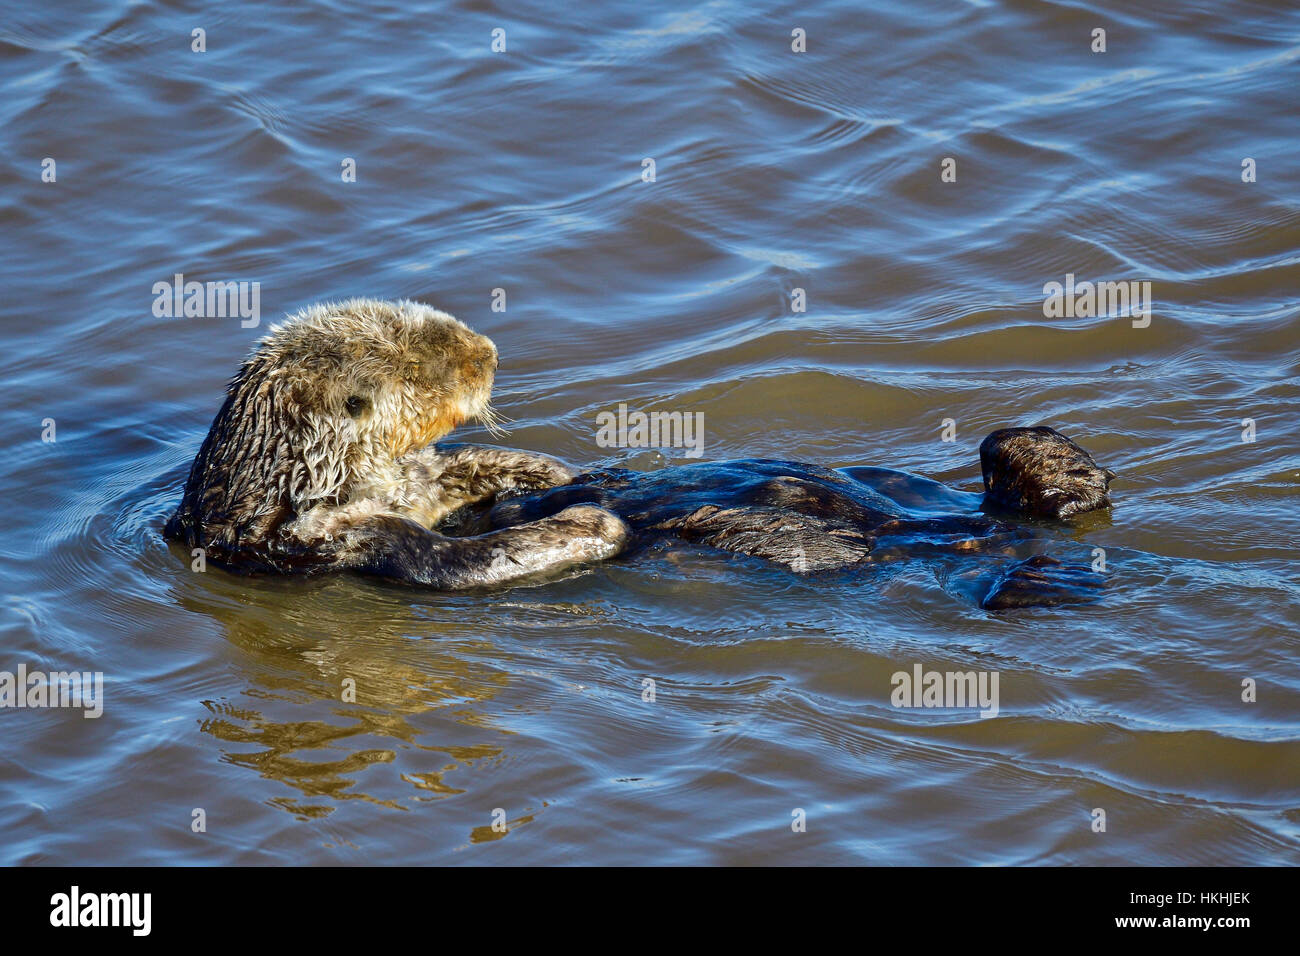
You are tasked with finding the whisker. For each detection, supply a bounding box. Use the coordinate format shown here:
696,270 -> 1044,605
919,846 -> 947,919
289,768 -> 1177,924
478,403 -> 510,439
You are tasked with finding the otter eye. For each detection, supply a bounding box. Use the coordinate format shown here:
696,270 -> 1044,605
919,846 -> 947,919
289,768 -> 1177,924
344,395 -> 367,417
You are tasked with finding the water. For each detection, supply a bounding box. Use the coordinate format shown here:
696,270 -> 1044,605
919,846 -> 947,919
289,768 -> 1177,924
1,0 -> 1297,864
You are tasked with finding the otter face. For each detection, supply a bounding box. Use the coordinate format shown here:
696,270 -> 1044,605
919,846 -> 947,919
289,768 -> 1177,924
267,299 -> 501,466
167,299 -> 500,557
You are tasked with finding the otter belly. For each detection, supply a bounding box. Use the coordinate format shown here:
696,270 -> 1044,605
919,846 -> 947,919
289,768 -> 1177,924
436,455 -> 1105,607
449,457 -> 999,569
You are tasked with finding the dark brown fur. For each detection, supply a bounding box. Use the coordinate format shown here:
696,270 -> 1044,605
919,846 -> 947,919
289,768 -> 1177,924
980,426 -> 1116,519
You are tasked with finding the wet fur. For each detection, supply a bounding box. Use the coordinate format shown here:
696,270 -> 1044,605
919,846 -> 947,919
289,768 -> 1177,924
475,452 -> 1113,607
165,299 -> 628,587
166,298 -> 1116,606
979,426 -> 1116,519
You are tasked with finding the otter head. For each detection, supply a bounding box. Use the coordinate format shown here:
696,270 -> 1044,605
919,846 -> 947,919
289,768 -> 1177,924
165,299 -> 499,562
979,426 -> 1116,520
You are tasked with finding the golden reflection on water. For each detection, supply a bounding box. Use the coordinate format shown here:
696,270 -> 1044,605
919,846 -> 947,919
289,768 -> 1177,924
183,586 -> 515,821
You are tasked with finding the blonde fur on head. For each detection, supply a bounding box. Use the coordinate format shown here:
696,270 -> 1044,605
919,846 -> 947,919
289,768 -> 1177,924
165,298 -> 501,568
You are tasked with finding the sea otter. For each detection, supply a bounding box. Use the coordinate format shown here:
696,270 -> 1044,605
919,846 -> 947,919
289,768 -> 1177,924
166,299 -> 1117,609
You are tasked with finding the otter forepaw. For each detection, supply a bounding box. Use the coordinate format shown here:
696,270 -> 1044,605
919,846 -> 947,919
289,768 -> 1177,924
979,555 -> 1105,610
549,505 -> 630,561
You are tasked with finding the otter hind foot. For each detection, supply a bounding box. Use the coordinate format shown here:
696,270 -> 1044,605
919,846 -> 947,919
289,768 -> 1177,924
979,555 -> 1105,610
980,426 -> 1116,520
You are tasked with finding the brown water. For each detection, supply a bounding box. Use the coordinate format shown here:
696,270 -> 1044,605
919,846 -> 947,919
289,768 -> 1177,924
1,0 -> 1298,864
